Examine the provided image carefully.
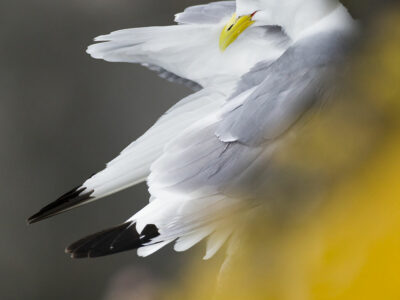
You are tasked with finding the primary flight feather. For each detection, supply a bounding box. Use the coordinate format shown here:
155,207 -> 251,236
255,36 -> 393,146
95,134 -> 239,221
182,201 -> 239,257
29,0 -> 357,260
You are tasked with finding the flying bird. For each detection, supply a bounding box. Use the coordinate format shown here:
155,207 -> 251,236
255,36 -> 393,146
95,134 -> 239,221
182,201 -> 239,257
29,0 -> 357,259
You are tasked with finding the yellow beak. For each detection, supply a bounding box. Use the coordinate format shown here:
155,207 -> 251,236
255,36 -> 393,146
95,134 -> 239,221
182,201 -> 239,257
219,13 -> 255,52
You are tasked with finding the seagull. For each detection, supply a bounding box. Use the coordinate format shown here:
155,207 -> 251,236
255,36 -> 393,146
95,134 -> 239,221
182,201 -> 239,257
29,0 -> 357,259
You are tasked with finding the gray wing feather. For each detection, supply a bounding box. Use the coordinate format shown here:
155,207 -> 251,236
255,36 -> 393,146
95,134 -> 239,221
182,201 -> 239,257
217,31 -> 354,146
230,27 -> 290,98
175,1 -> 236,25
149,119 -> 265,197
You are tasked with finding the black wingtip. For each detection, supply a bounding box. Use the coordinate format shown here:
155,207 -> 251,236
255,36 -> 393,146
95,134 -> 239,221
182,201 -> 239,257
27,186 -> 94,224
66,223 -> 160,259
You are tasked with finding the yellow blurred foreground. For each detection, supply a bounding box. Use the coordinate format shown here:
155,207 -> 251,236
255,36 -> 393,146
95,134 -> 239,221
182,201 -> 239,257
165,8 -> 400,300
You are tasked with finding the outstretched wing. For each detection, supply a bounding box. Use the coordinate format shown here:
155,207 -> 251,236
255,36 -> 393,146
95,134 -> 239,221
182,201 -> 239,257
28,89 -> 226,223
87,2 -> 289,90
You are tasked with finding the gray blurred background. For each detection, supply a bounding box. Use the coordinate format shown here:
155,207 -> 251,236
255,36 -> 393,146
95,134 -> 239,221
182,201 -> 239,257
0,0 -> 395,299
1,1 -> 204,299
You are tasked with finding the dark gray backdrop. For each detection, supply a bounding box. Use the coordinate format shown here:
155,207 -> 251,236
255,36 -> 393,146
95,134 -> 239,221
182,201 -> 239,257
1,1 -> 203,299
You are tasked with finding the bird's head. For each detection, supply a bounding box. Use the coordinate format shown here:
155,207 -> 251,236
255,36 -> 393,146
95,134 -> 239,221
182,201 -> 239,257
220,0 -> 340,51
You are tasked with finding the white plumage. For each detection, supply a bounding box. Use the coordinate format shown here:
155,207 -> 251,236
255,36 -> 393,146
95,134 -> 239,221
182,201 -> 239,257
29,0 -> 357,261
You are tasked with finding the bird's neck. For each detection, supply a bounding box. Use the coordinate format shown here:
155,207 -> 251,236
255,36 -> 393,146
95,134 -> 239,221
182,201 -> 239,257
281,2 -> 357,41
